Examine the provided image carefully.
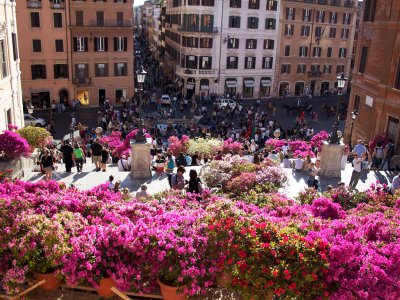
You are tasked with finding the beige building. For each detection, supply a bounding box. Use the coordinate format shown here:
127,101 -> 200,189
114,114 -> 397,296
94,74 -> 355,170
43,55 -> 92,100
16,0 -> 134,107
275,0 -> 358,97
0,0 -> 24,131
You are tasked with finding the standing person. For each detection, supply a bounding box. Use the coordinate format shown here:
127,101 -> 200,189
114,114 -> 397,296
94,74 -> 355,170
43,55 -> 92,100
381,139 -> 395,171
60,140 -> 74,172
40,150 -> 54,181
341,145 -> 350,170
307,162 -> 319,190
73,143 -> 85,172
349,153 -> 366,190
100,146 -> 110,172
353,140 -> 367,157
371,142 -> 384,171
90,138 -> 103,172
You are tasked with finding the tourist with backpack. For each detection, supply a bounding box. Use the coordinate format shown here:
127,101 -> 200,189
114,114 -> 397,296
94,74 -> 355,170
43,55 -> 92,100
169,166 -> 186,190
381,140 -> 395,171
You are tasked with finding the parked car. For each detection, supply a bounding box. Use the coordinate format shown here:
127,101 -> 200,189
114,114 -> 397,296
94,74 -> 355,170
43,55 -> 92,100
215,98 -> 237,109
24,114 -> 46,127
160,94 -> 171,105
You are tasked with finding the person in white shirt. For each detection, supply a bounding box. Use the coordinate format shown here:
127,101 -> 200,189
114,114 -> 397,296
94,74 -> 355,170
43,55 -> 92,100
267,151 -> 280,163
282,143 -> 289,156
349,153 -> 366,189
282,155 -> 292,168
118,155 -> 130,171
293,155 -> 304,170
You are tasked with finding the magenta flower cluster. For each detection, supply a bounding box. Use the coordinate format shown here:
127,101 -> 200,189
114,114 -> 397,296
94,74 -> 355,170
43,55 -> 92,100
0,130 -> 30,161
100,129 -> 152,158
0,178 -> 400,298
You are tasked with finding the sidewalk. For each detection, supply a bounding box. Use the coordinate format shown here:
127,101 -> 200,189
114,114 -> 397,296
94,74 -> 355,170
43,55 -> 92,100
22,160 -> 397,198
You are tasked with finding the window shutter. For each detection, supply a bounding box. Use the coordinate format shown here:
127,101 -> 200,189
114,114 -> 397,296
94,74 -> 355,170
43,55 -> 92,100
114,37 -> 117,51
84,37 -> 88,51
42,65 -> 46,79
105,64 -> 108,76
293,8 -> 296,19
94,37 -> 98,51
288,65 -> 291,74
114,63 -> 117,76
31,65 -> 35,79
124,63 -> 127,76
73,37 -> 77,51
95,64 -> 99,77
124,37 -> 127,51
252,57 -> 255,68
12,33 -> 18,61
54,64 -> 57,78
85,64 -> 89,78
244,57 -> 248,68
105,37 -> 108,51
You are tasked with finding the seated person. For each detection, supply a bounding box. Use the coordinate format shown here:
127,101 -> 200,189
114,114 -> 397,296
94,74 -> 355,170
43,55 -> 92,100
293,155 -> 304,170
282,155 -> 292,168
153,154 -> 166,172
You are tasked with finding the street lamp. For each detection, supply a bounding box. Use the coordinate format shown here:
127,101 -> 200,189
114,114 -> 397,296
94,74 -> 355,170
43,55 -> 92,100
329,72 -> 348,144
348,110 -> 358,148
136,67 -> 147,120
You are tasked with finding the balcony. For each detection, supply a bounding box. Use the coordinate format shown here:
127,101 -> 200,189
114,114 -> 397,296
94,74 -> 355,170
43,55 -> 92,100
177,26 -> 218,33
51,2 -> 65,9
72,20 -> 132,27
343,0 -> 354,7
307,71 -> 323,78
27,1 -> 42,8
73,77 -> 91,85
176,66 -> 217,77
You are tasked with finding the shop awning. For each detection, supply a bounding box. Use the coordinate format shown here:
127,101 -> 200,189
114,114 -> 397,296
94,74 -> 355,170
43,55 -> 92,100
186,83 -> 195,90
200,85 -> 209,90
225,80 -> 237,88
244,80 -> 255,87
261,79 -> 272,87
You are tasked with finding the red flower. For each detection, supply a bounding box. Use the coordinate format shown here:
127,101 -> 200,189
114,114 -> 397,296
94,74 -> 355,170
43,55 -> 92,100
289,282 -> 297,290
284,269 -> 291,280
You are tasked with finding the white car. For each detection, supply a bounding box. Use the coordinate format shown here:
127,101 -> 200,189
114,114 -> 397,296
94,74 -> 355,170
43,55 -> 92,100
24,114 -> 46,127
216,98 -> 237,109
160,94 -> 171,105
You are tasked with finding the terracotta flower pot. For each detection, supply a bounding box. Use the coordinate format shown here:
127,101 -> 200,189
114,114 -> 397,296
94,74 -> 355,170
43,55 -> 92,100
35,272 -> 61,291
97,278 -> 116,298
157,278 -> 187,300
250,290 -> 273,300
216,271 -> 232,287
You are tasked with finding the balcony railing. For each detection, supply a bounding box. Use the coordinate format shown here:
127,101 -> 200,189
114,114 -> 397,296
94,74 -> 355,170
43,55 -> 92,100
343,0 -> 354,7
27,1 -> 42,8
177,26 -> 218,33
176,66 -> 217,76
73,20 -> 132,27
51,2 -> 65,9
288,0 -> 355,7
73,77 -> 91,85
307,71 -> 323,78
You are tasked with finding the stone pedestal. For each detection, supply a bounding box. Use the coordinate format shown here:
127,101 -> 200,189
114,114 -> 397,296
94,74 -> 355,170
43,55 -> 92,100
319,141 -> 344,178
130,143 -> 152,179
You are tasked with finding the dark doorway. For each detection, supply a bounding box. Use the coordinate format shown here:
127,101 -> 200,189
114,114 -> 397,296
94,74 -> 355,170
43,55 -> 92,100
279,82 -> 290,97
31,92 -> 50,108
99,89 -> 106,106
310,80 -> 316,96
295,82 -> 304,96
321,82 -> 330,95
59,89 -> 69,107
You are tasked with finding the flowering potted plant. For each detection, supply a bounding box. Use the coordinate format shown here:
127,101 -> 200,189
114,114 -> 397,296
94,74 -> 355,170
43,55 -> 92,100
0,130 -> 30,161
2,212 -> 71,294
155,211 -> 216,299
167,135 -> 189,156
17,126 -> 52,151
213,217 -> 329,300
